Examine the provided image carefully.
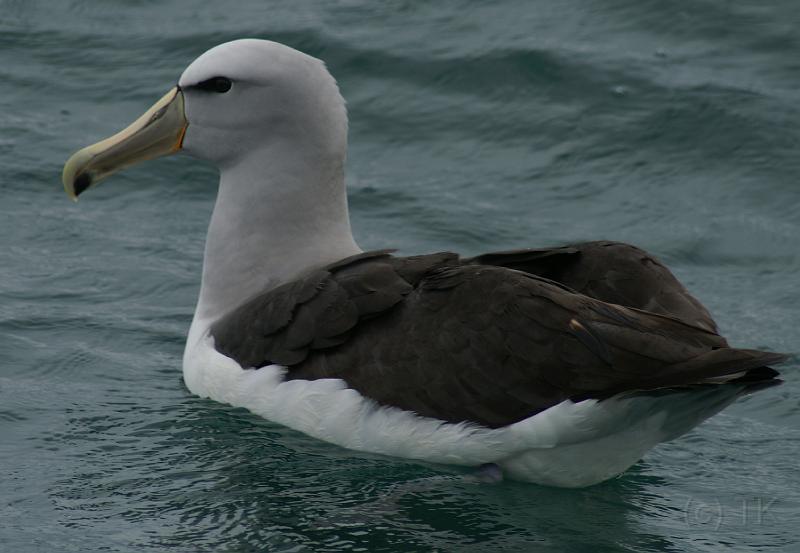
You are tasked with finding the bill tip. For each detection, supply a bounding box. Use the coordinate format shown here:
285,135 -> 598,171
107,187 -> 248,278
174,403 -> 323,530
73,173 -> 92,197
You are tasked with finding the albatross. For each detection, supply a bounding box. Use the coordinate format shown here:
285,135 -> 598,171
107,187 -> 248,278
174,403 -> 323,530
62,39 -> 787,487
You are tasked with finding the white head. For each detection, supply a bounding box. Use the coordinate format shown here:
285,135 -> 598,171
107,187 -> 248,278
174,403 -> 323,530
63,38 -> 349,197
178,39 -> 348,170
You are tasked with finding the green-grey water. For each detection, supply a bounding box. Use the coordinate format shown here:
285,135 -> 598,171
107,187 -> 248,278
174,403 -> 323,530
2,1 -> 799,551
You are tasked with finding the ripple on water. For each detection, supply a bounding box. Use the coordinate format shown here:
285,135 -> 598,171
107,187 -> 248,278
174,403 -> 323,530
2,1 -> 800,552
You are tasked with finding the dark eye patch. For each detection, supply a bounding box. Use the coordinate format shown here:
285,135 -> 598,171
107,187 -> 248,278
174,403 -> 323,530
194,76 -> 233,93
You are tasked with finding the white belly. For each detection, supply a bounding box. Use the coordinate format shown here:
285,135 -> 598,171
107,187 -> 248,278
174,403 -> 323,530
182,318 -> 740,488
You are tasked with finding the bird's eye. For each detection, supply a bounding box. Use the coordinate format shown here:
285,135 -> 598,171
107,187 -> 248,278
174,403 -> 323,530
195,76 -> 233,93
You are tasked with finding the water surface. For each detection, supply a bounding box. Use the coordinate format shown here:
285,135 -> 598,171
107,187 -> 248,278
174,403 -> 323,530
1,1 -> 798,551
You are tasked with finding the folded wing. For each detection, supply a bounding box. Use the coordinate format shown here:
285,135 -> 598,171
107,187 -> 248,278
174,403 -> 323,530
211,248 -> 785,428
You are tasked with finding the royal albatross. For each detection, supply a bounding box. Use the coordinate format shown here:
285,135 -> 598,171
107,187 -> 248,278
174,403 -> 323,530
62,39 -> 787,487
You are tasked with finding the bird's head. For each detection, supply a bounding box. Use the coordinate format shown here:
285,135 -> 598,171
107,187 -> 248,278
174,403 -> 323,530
62,39 -> 347,199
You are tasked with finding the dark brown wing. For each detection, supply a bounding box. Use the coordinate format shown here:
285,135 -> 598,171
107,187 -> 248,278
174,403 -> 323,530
210,250 -> 458,368
467,241 -> 719,333
211,250 -> 785,428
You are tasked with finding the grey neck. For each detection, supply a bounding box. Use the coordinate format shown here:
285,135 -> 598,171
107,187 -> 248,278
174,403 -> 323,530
195,145 -> 361,321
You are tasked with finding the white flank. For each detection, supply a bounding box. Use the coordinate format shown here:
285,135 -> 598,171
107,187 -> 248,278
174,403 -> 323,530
183,318 -> 742,488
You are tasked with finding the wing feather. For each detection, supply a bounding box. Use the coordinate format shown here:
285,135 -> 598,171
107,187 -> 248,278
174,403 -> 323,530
211,249 -> 786,428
